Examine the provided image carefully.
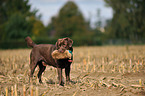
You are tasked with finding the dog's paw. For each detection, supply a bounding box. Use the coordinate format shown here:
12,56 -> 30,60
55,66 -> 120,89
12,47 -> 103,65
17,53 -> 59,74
59,82 -> 64,86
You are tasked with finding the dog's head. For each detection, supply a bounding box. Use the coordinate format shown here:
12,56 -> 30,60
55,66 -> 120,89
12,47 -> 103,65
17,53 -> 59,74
56,37 -> 73,53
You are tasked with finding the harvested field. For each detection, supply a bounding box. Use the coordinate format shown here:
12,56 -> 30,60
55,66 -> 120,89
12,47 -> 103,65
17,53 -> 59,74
0,45 -> 145,96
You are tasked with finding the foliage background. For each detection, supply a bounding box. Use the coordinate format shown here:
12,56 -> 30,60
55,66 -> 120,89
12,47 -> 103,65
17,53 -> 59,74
0,0 -> 145,48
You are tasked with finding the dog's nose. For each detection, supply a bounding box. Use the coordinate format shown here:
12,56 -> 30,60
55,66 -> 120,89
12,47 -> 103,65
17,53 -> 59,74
60,50 -> 64,53
58,49 -> 64,53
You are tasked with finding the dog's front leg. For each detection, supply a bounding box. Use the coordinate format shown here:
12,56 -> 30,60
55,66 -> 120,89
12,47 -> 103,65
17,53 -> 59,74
57,68 -> 64,86
65,65 -> 70,84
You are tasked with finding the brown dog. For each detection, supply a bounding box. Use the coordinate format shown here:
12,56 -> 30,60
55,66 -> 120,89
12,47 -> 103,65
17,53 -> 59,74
25,36 -> 73,86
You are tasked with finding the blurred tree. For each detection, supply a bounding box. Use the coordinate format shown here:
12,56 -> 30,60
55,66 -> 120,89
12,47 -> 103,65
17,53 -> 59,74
29,16 -> 46,38
104,0 -> 145,42
5,13 -> 32,39
0,0 -> 42,41
46,1 -> 89,39
96,9 -> 102,28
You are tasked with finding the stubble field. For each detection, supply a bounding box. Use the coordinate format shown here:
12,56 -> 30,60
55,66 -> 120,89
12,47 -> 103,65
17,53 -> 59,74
0,45 -> 145,96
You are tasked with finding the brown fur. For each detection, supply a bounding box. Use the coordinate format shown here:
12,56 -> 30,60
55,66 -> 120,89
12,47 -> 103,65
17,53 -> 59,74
25,36 -> 73,86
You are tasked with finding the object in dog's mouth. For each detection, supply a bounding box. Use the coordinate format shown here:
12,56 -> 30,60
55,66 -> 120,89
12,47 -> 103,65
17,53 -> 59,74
51,50 -> 72,61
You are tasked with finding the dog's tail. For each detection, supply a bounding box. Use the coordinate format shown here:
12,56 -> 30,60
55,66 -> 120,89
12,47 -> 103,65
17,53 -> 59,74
25,36 -> 36,48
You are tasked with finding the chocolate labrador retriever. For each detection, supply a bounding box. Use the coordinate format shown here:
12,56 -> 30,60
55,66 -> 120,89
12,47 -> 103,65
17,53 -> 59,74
25,36 -> 73,86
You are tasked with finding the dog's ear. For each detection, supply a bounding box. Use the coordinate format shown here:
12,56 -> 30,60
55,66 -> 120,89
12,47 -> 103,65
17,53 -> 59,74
68,38 -> 73,47
55,39 -> 62,49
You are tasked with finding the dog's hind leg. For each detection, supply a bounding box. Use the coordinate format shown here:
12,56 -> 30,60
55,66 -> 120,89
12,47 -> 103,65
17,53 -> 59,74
29,56 -> 38,83
37,61 -> 46,83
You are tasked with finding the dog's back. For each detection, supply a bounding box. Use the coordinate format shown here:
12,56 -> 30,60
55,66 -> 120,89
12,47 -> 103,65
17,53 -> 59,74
25,37 -> 56,67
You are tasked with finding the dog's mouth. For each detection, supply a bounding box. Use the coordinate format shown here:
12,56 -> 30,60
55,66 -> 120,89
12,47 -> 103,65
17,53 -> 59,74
68,59 -> 73,62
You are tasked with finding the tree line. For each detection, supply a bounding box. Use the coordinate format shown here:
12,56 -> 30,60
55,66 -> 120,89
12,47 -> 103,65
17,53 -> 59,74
0,0 -> 144,48
104,0 -> 145,44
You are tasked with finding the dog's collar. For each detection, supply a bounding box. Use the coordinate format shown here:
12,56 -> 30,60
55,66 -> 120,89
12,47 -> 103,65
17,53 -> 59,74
68,50 -> 73,62
68,50 -> 73,55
